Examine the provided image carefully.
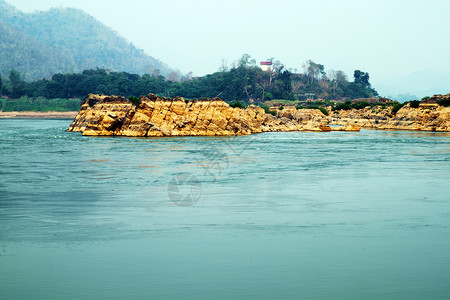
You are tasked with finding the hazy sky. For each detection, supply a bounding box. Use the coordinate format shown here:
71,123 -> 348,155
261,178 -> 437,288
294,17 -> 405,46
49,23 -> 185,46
6,0 -> 450,97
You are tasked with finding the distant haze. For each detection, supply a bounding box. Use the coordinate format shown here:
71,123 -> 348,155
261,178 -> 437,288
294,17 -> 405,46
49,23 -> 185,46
6,0 -> 450,99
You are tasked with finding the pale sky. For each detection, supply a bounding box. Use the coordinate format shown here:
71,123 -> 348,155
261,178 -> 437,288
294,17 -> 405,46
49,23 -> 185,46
5,0 -> 450,97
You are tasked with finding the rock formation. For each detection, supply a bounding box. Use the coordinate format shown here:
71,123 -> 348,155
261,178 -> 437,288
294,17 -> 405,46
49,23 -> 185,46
68,94 -> 332,136
331,101 -> 450,132
68,93 -> 450,136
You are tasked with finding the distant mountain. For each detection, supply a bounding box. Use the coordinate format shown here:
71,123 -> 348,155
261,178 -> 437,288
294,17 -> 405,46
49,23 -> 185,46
374,70 -> 450,100
0,0 -> 176,80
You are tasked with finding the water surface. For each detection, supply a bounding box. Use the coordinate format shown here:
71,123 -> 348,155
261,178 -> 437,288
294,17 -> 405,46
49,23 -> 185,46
1,119 -> 449,299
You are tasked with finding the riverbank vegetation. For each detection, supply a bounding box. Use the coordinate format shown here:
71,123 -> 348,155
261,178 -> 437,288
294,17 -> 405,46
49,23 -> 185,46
1,54 -> 444,113
0,97 -> 81,112
0,55 -> 378,102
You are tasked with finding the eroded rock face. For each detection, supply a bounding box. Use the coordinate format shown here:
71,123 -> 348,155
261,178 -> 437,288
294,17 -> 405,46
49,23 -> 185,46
68,94 -> 333,136
68,94 -> 450,136
331,103 -> 450,132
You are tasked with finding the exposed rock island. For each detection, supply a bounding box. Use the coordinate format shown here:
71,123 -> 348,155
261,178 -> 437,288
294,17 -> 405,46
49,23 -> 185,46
68,93 -> 450,136
331,94 -> 450,132
68,94 -> 331,136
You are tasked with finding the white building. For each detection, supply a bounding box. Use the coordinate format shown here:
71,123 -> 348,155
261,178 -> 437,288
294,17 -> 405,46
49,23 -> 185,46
260,61 -> 273,72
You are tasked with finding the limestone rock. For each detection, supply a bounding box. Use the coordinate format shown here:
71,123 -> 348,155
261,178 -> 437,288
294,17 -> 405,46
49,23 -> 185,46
68,94 -> 336,136
68,93 -> 450,136
330,99 -> 450,132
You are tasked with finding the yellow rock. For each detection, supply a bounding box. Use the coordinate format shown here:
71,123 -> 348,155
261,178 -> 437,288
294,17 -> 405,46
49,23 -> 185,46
68,94 -> 450,136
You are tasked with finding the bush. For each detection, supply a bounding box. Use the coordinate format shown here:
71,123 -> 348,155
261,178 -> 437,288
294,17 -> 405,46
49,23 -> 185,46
295,104 -> 329,116
332,101 -> 352,111
351,101 -> 370,110
318,107 -> 329,116
437,98 -> 450,107
279,106 -> 284,110
229,101 -> 247,109
409,100 -> 420,108
391,102 -> 405,115
258,103 -> 276,115
129,96 -> 140,105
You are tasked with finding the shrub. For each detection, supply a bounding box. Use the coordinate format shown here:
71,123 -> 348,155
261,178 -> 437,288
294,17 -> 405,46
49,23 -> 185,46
229,101 -> 247,109
318,107 -> 329,116
351,101 -> 370,110
129,96 -> 140,105
258,103 -> 276,115
391,102 -> 405,115
279,106 -> 284,110
409,100 -> 420,108
437,98 -> 450,107
332,101 -> 352,111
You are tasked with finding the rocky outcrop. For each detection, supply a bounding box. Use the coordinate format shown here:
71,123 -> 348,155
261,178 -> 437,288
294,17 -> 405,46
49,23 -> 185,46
68,93 -> 450,136
68,94 -> 332,136
331,101 -> 450,132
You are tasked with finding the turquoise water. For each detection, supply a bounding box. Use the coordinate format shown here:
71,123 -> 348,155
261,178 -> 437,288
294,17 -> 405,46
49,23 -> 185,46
1,119 -> 450,299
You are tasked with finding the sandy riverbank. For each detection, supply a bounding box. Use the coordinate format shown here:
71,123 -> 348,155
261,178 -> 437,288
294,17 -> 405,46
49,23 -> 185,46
0,111 -> 78,119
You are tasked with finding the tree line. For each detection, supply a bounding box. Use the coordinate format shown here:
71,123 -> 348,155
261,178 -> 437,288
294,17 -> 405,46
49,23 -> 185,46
0,55 -> 378,103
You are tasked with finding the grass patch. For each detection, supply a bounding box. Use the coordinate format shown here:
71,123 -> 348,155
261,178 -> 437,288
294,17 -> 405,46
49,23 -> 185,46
0,96 -> 81,112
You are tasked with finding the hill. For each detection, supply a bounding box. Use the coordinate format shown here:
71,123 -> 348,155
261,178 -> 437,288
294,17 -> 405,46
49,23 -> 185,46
0,0 -> 176,80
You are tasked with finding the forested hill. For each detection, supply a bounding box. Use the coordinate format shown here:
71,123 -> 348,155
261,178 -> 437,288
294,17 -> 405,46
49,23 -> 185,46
0,0 -> 176,80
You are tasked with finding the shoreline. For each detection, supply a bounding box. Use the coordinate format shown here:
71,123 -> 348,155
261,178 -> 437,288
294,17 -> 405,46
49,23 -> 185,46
0,111 -> 78,119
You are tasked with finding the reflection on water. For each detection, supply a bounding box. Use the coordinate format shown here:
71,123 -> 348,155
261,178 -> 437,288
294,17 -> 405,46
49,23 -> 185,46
0,119 -> 449,299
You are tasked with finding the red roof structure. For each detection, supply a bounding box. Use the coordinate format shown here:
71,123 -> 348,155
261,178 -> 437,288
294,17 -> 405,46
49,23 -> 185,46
260,61 -> 273,66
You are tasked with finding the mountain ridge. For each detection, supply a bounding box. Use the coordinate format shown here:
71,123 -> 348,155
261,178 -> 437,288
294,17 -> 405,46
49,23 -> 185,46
0,0 -> 176,80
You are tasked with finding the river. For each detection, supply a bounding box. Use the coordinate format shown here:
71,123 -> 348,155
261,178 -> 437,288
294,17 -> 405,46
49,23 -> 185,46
1,119 -> 449,299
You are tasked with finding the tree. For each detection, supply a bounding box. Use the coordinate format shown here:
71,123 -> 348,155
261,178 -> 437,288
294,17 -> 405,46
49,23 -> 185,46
0,76 -> 2,94
302,60 -> 325,84
329,70 -> 348,98
353,70 -> 370,86
268,59 -> 284,87
255,72 -> 269,101
237,54 -> 256,68
218,58 -> 229,72
8,69 -> 27,98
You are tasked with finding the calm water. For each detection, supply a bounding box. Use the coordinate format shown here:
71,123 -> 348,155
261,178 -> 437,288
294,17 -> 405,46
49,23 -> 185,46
1,119 -> 449,299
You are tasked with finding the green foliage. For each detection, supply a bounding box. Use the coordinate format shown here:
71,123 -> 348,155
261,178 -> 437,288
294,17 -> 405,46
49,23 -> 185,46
409,100 -> 420,108
437,98 -> 450,107
264,100 -> 297,107
318,107 -> 329,116
279,106 -> 284,110
229,101 -> 247,109
257,103 -> 276,116
0,56 -> 380,112
332,101 -> 353,111
295,102 -> 330,116
0,96 -> 81,112
351,101 -> 370,110
421,96 -> 430,101
8,69 -> 27,98
128,96 -> 140,106
257,103 -> 270,113
390,102 -> 405,115
353,70 -> 370,86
